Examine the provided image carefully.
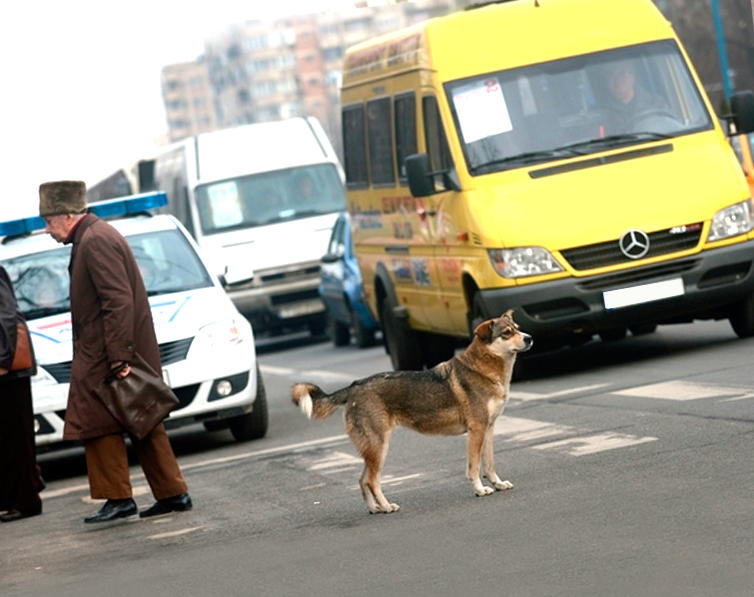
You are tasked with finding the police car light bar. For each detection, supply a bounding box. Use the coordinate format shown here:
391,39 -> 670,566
0,192 -> 168,237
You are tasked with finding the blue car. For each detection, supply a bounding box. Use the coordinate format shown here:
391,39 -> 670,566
319,212 -> 380,348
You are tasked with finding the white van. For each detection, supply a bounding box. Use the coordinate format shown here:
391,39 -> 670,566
0,193 -> 267,449
150,117 -> 347,337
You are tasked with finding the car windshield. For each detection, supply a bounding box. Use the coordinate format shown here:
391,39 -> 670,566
444,40 -> 713,175
3,228 -> 213,320
195,163 -> 347,235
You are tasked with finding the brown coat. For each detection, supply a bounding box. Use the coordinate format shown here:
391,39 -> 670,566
63,215 -> 161,441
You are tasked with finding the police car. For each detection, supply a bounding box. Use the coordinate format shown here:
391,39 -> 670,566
0,192 -> 267,449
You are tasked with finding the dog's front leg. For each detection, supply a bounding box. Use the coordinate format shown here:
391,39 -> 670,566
467,427 -> 494,496
482,425 -> 513,491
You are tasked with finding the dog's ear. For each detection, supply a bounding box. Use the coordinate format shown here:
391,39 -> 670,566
474,319 -> 493,342
503,308 -> 517,320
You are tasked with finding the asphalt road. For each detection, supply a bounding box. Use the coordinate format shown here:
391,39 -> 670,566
2,320 -> 754,597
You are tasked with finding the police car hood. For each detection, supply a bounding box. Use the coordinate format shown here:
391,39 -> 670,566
27,288 -> 239,366
476,140 -> 745,250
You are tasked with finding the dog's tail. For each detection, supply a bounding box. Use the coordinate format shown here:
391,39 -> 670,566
292,382 -> 347,420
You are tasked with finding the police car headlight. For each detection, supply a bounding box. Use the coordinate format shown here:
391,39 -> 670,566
190,319 -> 242,354
707,199 -> 754,242
489,247 -> 564,278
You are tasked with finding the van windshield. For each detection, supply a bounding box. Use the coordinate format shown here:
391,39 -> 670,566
4,228 -> 213,320
444,40 -> 713,175
195,163 -> 347,235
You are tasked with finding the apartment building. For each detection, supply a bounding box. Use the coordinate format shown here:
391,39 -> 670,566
160,59 -> 217,143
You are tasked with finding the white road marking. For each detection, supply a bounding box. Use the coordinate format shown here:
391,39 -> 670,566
498,416 -> 657,456
147,528 -> 201,540
612,380 -> 751,401
532,432 -> 657,456
510,383 -> 611,402
260,364 -> 354,384
308,451 -> 361,471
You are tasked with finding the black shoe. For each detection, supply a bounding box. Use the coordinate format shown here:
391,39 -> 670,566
139,493 -> 192,518
0,507 -> 42,523
84,498 -> 138,523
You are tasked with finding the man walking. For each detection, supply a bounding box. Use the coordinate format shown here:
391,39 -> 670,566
40,180 -> 192,523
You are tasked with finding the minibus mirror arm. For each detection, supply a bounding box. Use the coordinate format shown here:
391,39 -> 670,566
726,90 -> 754,136
405,153 -> 461,196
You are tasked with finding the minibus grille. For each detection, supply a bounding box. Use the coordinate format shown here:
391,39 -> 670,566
560,226 -> 702,271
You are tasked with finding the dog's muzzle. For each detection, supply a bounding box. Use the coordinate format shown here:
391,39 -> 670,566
519,332 -> 533,352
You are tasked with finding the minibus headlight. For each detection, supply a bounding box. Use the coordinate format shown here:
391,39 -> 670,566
707,199 -> 754,242
489,247 -> 564,278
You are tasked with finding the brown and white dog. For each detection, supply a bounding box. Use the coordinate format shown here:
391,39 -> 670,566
291,310 -> 532,513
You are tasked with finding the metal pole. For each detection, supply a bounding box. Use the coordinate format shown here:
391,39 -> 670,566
710,0 -> 732,100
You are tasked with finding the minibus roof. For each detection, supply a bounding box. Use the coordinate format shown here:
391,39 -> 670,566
342,0 -> 673,87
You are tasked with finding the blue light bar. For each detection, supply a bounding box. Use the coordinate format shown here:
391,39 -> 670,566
0,216 -> 47,237
0,192 -> 168,238
89,191 -> 168,217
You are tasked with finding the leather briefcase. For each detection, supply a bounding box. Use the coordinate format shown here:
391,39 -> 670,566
11,321 -> 33,371
93,352 -> 180,441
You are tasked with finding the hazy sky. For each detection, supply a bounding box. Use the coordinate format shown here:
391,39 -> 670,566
2,0 -> 356,220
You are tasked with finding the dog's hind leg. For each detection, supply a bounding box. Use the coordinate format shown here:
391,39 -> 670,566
482,424 -> 513,491
357,438 -> 400,514
466,426 -> 494,496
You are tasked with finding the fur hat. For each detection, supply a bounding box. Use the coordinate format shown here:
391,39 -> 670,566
39,180 -> 87,217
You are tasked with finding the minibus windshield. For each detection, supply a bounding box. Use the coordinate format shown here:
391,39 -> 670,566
445,40 -> 713,175
195,163 -> 347,235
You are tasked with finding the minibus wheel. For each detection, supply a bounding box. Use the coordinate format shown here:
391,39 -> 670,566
381,299 -> 424,370
729,293 -> 754,338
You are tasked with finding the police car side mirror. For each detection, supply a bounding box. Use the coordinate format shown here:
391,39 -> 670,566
730,91 -> 754,135
405,154 -> 436,197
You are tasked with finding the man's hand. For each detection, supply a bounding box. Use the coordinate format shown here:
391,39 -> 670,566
110,361 -> 131,379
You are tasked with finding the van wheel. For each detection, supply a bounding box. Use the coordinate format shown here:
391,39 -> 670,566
381,299 -> 424,370
331,316 -> 351,347
351,308 -> 376,348
729,293 -> 754,338
468,293 -> 487,337
629,324 -> 657,336
229,367 -> 269,441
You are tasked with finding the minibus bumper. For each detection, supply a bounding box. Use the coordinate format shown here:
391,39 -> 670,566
478,240 -> 754,340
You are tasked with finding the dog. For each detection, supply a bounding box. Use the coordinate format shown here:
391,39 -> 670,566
291,310 -> 532,513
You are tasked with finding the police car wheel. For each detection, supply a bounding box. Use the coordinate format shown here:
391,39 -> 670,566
228,367 -> 269,441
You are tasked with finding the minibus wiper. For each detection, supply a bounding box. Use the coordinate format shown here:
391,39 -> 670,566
473,148 -> 580,172
557,132 -> 673,153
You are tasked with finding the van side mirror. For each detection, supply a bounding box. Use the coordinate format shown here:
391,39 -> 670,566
221,262 -> 255,286
730,91 -> 754,135
405,154 -> 436,197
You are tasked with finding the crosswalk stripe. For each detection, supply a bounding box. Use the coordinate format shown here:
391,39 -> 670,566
612,380 -> 752,401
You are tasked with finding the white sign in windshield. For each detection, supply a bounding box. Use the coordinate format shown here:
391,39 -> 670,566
452,78 -> 513,144
207,182 -> 243,228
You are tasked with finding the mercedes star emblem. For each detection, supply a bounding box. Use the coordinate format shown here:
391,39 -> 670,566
619,229 -> 650,259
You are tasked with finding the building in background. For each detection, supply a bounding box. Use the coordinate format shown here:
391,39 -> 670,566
161,58 -> 218,143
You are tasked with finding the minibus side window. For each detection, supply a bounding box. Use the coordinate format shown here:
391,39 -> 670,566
342,104 -> 369,189
423,95 -> 453,173
395,92 -> 417,185
367,97 -> 396,187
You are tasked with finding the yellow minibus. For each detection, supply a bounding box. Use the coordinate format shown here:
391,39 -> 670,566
340,0 -> 754,370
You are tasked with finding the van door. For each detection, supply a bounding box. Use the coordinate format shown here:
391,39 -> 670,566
420,94 -> 466,335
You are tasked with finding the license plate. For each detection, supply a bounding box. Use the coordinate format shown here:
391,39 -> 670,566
277,300 -> 326,319
603,278 -> 684,310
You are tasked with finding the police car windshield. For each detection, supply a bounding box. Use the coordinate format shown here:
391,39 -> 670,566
195,163 -> 347,235
3,229 -> 213,319
444,40 -> 713,175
